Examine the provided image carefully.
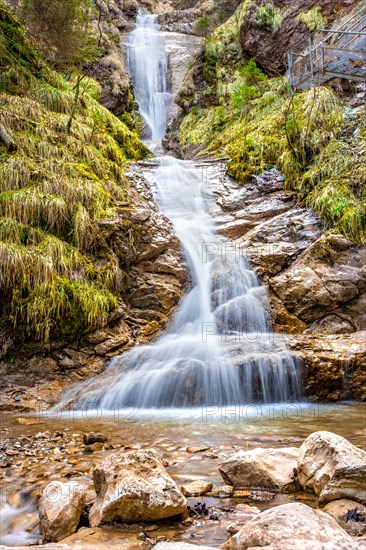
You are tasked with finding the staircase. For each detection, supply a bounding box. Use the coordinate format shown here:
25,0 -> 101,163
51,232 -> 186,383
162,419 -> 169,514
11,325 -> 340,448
287,3 -> 366,90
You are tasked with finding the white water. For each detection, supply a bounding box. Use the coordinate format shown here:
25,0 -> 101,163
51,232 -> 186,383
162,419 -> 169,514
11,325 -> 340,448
0,502 -> 39,546
59,11 -> 301,411
126,12 -> 171,141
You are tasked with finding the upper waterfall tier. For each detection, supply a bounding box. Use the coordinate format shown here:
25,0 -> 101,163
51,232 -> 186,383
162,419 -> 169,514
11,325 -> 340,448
126,11 -> 171,141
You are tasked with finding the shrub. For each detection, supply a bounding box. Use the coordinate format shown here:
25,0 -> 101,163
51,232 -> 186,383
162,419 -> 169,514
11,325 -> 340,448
256,3 -> 283,30
195,15 -> 212,36
298,7 -> 325,32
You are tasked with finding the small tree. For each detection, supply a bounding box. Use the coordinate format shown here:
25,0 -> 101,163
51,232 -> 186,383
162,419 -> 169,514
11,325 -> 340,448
239,58 -> 268,88
22,0 -> 100,132
195,15 -> 212,37
230,60 -> 267,115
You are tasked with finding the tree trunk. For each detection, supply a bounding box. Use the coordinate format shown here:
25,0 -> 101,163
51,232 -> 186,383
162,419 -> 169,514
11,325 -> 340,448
0,124 -> 16,152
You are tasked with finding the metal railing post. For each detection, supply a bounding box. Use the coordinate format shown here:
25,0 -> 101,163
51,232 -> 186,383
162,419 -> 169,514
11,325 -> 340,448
288,52 -> 294,93
309,36 -> 314,82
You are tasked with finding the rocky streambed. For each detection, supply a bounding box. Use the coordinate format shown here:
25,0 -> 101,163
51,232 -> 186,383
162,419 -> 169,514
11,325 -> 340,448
0,407 -> 365,549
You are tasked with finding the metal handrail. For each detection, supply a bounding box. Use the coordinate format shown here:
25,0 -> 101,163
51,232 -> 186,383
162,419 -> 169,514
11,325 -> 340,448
321,29 -> 366,35
287,3 -> 366,90
288,2 -> 366,56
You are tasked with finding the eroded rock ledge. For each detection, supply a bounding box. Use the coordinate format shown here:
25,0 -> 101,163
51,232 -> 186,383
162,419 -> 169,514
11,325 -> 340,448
0,163 -> 187,411
211,163 -> 366,401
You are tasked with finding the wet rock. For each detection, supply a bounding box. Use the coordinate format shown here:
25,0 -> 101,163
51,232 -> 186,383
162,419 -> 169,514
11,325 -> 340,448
269,235 -> 366,329
242,209 -> 323,281
298,431 -> 366,500
219,447 -> 299,493
219,502 -> 355,550
181,480 -> 213,497
186,446 -> 210,453
188,502 -> 209,517
247,490 -> 277,502
83,433 -> 108,445
285,332 -> 366,401
212,485 -> 234,498
153,543 -> 217,550
322,499 -> 366,536
38,480 -> 85,542
89,449 -> 187,526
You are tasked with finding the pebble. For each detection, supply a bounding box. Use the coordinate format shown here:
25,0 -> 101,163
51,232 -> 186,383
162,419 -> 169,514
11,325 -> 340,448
186,446 -> 210,453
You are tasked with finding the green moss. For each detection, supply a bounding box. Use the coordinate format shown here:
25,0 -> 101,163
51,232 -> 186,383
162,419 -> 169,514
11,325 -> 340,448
256,3 -> 283,30
180,75 -> 366,243
199,0 -> 252,105
298,7 -> 325,32
0,2 -> 150,342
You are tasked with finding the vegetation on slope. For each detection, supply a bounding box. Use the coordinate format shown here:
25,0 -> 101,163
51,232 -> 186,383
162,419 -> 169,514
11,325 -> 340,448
179,2 -> 366,243
0,3 -> 149,343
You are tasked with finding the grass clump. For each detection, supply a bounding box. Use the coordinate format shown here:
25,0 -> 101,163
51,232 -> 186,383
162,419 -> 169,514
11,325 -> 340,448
298,7 -> 325,32
180,76 -> 366,242
0,2 -> 149,342
256,3 -> 283,30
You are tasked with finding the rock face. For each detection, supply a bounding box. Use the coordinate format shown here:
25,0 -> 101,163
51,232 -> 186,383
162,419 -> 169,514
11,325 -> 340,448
38,481 -> 85,542
209,164 -> 366,401
89,449 -> 187,526
219,447 -> 299,493
219,502 -> 355,550
297,431 -> 366,504
0,164 -> 187,412
270,235 -> 366,331
285,332 -> 366,401
92,0 -> 137,116
239,0 -> 359,76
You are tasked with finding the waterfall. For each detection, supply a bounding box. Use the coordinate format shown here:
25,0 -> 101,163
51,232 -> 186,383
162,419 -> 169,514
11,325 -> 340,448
59,11 -> 301,411
126,12 -> 171,141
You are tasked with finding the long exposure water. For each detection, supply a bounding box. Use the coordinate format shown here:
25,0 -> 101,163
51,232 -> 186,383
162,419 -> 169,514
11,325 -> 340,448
59,11 -> 301,411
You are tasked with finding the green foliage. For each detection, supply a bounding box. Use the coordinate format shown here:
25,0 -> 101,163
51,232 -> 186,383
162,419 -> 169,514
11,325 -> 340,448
230,84 -> 257,113
180,79 -> 366,243
239,59 -> 268,87
298,7 -> 325,32
21,0 -> 99,68
0,2 -> 149,342
195,15 -> 212,36
213,106 -> 226,131
198,0 -> 252,106
230,59 -> 268,113
256,3 -> 283,30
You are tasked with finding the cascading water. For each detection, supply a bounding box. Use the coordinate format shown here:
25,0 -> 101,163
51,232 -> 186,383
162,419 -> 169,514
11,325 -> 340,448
59,11 -> 301,410
126,12 -> 170,141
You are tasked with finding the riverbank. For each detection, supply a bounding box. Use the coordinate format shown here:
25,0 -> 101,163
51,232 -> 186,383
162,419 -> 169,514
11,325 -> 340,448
1,404 -> 365,548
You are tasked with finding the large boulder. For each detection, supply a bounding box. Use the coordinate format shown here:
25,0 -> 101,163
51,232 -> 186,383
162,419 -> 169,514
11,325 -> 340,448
285,332 -> 366,401
319,465 -> 366,505
89,449 -> 187,526
38,481 -> 85,542
297,431 -> 366,501
219,502 -> 355,549
269,235 -> 366,332
219,447 -> 299,493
